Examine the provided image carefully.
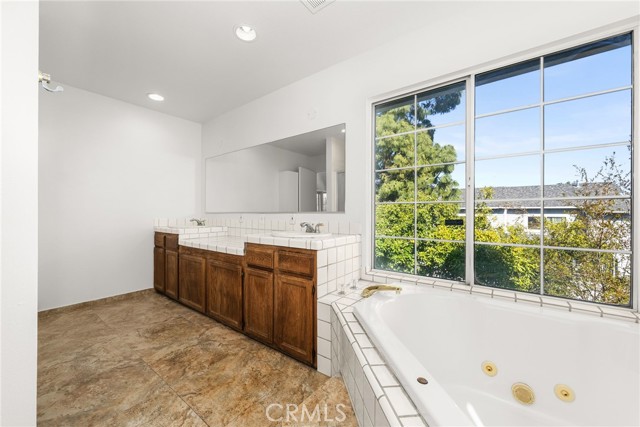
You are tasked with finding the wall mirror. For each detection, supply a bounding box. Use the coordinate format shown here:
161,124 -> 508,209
205,124 -> 346,213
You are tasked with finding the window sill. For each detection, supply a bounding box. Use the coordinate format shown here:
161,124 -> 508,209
363,268 -> 639,324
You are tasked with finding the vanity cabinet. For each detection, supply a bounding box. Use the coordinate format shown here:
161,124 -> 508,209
244,243 -> 316,367
153,246 -> 165,292
244,267 -> 274,344
164,234 -> 179,300
156,238 -> 317,368
206,253 -> 244,331
274,273 -> 315,364
154,232 -> 178,300
178,248 -> 206,313
177,246 -> 244,329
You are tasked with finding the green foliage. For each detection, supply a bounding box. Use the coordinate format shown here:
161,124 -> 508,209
375,205 -> 414,238
542,152 -> 631,305
375,238 -> 414,274
374,91 -> 463,278
416,241 -> 465,281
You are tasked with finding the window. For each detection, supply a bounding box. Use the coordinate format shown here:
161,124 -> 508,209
373,32 -> 634,307
528,216 -> 541,230
374,82 -> 466,280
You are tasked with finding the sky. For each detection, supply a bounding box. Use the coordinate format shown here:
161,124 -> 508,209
377,38 -> 633,194
474,42 -> 631,188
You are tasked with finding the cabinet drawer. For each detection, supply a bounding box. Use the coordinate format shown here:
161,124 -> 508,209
277,250 -> 315,278
165,233 -> 179,250
154,232 -> 165,247
245,244 -> 274,269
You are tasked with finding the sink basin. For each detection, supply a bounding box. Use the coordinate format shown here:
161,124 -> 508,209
271,231 -> 332,239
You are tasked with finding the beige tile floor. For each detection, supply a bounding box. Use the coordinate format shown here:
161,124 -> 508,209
38,290 -> 356,427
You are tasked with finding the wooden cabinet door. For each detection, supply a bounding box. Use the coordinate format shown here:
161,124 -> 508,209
165,250 -> 178,300
178,254 -> 206,313
274,274 -> 315,366
153,247 -> 165,293
206,259 -> 243,330
243,267 -> 274,344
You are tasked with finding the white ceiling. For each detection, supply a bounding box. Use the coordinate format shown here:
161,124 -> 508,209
40,1 -> 436,123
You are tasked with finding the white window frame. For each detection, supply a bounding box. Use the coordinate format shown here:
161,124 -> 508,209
364,20 -> 639,312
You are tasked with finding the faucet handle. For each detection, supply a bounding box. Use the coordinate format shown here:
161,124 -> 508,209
314,223 -> 325,233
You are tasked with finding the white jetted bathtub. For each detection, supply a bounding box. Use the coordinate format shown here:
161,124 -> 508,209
354,284 -> 639,426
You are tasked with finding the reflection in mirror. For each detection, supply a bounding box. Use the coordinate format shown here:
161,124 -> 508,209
205,124 -> 346,213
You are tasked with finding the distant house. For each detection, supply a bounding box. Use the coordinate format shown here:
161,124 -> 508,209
461,183 -> 629,232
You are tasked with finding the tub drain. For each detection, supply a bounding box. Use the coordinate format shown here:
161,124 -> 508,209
512,383 -> 535,405
417,377 -> 428,385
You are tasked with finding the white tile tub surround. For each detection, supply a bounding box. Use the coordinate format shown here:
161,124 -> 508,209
321,281 -> 427,427
360,268 -> 640,324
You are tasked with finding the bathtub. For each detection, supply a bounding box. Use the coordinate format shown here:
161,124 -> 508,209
354,284 -> 639,426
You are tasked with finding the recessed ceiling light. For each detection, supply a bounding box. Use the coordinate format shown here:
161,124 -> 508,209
341,129 -> 346,133
147,93 -> 164,102
235,25 -> 257,42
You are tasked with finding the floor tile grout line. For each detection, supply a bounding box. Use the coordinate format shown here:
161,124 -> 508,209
143,357 -> 211,427
87,304 -> 212,426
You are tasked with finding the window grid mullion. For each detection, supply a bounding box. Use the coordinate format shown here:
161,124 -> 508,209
540,55 -> 545,296
466,76 -> 475,285
474,240 -> 632,255
474,84 -> 631,120
414,95 -> 418,276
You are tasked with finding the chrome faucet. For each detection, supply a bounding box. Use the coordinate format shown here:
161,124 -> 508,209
300,222 -> 325,233
361,285 -> 402,298
300,222 -> 315,233
190,218 -> 206,226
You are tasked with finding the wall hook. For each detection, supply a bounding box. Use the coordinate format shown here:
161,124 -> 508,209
38,71 -> 64,93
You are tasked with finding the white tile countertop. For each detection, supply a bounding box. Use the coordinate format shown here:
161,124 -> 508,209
177,232 -> 361,255
244,233 -> 361,251
154,225 -> 227,235
179,235 -> 247,255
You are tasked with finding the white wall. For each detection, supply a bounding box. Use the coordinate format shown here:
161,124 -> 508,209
202,1 -> 640,271
0,1 -> 39,424
39,85 -> 201,310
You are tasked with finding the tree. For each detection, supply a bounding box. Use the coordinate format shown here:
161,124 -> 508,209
374,92 -> 462,275
543,150 -> 631,305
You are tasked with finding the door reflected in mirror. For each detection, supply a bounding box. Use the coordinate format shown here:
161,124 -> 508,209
205,124 -> 346,213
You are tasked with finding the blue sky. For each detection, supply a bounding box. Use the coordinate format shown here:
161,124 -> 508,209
446,41 -> 631,190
